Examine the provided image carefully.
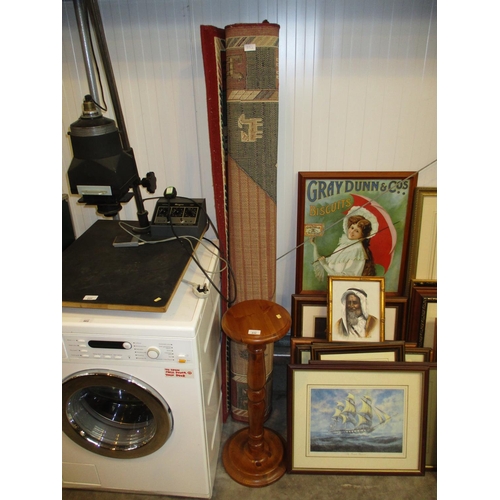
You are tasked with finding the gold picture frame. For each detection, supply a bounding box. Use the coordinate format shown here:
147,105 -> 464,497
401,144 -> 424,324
327,276 -> 385,342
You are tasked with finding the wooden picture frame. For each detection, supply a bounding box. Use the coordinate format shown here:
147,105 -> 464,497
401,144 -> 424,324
407,280 -> 437,347
291,340 -> 405,365
287,362 -> 429,475
384,297 -> 408,341
310,341 -> 405,362
291,294 -> 328,338
405,346 -> 432,362
327,276 -> 385,342
432,319 -> 437,362
290,337 -> 317,364
296,171 -> 417,296
404,187 -> 437,297
425,362 -> 437,470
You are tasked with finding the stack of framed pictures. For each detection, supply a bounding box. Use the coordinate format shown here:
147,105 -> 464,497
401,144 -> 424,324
405,186 -> 437,354
294,172 -> 437,347
288,172 -> 437,475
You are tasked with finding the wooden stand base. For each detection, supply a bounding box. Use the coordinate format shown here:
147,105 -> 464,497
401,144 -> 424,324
222,427 -> 286,487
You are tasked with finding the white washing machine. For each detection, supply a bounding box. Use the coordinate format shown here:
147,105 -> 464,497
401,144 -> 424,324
62,242 -> 222,498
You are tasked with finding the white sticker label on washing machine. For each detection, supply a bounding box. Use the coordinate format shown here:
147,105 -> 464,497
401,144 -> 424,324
164,368 -> 194,378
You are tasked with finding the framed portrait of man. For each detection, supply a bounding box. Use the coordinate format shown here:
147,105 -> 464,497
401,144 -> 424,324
327,276 -> 385,342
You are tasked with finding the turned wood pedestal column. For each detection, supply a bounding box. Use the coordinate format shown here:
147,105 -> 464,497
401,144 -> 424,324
221,299 -> 291,487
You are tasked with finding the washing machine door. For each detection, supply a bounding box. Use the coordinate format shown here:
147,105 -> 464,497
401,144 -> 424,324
62,369 -> 173,459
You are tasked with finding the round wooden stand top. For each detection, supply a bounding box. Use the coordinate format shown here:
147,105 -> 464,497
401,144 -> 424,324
221,299 -> 291,345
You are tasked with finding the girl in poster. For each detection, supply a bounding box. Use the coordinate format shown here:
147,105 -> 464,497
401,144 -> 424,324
309,207 -> 378,281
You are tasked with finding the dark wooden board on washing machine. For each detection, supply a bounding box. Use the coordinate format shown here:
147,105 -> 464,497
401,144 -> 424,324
62,220 -> 195,312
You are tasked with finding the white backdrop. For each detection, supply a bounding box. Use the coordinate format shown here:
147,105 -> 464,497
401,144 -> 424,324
62,0 -> 437,311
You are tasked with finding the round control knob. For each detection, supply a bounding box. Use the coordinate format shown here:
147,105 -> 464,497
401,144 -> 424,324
122,342 -> 132,350
147,347 -> 161,359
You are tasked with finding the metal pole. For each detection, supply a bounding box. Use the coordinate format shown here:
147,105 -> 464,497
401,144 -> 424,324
73,0 -> 101,104
86,0 -> 130,151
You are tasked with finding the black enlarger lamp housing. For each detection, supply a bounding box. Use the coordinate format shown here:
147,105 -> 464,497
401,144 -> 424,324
68,96 -> 140,217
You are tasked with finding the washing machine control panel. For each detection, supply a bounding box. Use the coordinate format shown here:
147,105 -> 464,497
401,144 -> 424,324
63,334 -> 194,363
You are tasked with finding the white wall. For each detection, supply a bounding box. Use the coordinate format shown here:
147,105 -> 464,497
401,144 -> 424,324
62,0 -> 437,311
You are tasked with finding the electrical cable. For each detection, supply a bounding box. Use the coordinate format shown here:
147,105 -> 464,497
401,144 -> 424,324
140,194 -> 237,305
202,237 -> 238,306
170,196 -> 238,305
158,195 -> 225,299
117,217 -> 235,305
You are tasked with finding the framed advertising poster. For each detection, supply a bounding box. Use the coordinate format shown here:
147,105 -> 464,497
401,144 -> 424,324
295,172 -> 417,296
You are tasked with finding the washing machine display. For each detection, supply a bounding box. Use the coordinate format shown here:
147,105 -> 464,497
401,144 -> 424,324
62,241 -> 222,498
62,369 -> 173,459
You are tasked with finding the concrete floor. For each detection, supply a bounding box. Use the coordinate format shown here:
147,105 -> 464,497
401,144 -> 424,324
62,360 -> 437,500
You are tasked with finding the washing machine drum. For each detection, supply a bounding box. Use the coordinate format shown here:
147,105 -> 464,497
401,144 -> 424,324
62,370 -> 174,459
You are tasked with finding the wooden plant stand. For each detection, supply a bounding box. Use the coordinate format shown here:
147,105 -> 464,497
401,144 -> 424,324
221,299 -> 291,487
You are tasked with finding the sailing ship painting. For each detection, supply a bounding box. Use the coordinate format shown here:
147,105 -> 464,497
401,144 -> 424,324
331,393 -> 391,434
309,387 -> 405,454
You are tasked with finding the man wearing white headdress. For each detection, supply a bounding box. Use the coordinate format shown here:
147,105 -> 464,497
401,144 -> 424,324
333,288 -> 378,339
310,207 -> 378,281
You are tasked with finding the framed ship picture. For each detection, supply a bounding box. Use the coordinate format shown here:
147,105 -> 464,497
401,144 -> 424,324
287,362 -> 429,475
295,172 -> 417,296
